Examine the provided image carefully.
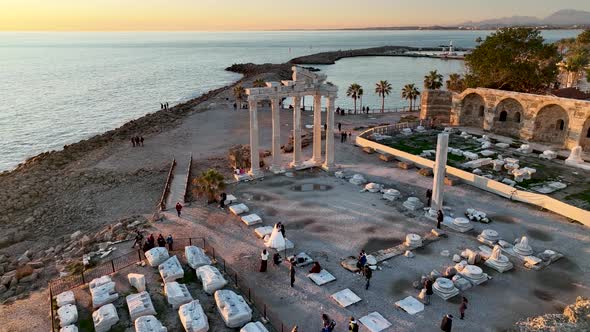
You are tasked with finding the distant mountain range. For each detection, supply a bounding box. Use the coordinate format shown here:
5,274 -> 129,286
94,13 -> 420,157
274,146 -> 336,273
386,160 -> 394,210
459,9 -> 590,28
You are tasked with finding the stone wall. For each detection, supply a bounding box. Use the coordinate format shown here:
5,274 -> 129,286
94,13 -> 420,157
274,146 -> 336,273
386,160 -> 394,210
420,87 -> 590,150
419,90 -> 452,125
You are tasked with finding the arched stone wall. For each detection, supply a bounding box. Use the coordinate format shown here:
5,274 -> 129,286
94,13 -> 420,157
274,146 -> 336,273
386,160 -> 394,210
532,104 -> 569,145
490,98 -> 524,137
580,117 -> 590,151
459,93 -> 485,127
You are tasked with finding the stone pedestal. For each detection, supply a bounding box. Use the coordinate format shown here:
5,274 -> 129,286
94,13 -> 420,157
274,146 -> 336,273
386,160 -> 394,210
433,277 -> 459,300
460,265 -> 488,285
485,245 -> 513,273
404,234 -> 422,248
514,236 -> 534,256
477,229 -> 499,246
403,197 -> 424,211
444,217 -> 473,233
432,133 -> 449,211
349,174 -> 367,185
382,189 -> 401,201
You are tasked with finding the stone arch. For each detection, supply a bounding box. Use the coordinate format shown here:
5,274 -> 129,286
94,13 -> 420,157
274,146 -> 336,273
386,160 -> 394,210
459,93 -> 485,127
491,98 -> 524,137
580,117 -> 590,151
532,104 -> 569,145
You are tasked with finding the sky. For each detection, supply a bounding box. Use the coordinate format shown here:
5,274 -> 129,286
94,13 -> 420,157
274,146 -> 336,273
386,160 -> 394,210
2,0 -> 590,31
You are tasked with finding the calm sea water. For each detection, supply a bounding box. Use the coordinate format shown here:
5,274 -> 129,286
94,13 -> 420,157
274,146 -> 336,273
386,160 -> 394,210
0,30 -> 581,171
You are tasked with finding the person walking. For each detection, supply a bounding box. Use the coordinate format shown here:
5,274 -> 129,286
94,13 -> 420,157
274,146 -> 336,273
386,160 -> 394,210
348,317 -> 359,332
160,103 -> 163,110
278,222 -> 285,239
140,136 -> 144,146
175,202 -> 183,217
132,231 -> 143,248
426,189 -> 432,207
260,249 -> 269,272
423,278 -> 434,305
147,234 -> 155,248
440,314 -> 453,332
166,102 -> 169,109
324,123 -> 327,132
157,234 -> 166,247
272,252 -> 282,266
338,122 -> 342,132
322,314 -> 336,332
131,137 -> 136,147
459,296 -> 468,319
437,209 -> 444,229
166,234 -> 174,251
363,265 -> 372,290
289,260 -> 296,287
348,132 -> 352,141
356,249 -> 367,270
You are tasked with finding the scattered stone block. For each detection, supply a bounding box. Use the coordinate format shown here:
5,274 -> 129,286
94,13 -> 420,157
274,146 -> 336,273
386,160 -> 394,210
254,226 -> 273,239
398,161 -> 415,170
539,150 -> 557,160
240,214 -> 262,226
404,234 -> 423,248
196,265 -> 227,295
382,189 -> 401,201
241,322 -> 269,332
451,276 -> 472,291
224,194 -> 237,205
418,168 -> 433,177
403,197 -> 424,211
165,282 -> 193,309
214,290 -> 252,328
402,128 -> 412,135
480,150 -> 495,157
443,217 -> 473,233
158,256 -> 184,282
483,245 -> 514,273
433,277 -> 459,300
444,176 -> 460,186
58,304 -> 78,327
60,326 -> 78,332
492,159 -> 505,171
91,281 -> 118,309
463,151 -> 479,160
229,204 -> 249,215
135,315 -> 167,332
395,296 -> 424,315
431,228 -> 446,237
331,288 -> 362,308
364,183 -> 382,193
517,144 -> 533,154
358,312 -> 392,332
308,269 -> 336,286
404,251 -> 415,258
334,171 -> 345,179
185,247 -> 211,271
452,254 -> 461,263
179,300 -> 209,332
379,154 -> 395,162
362,147 -> 375,154
495,143 -> 510,148
440,250 -> 450,257
126,291 -> 157,322
128,273 -> 146,292
466,208 -> 490,223
93,303 -> 119,332
89,276 -> 112,290
531,181 -> 567,194
460,265 -> 488,285
56,291 -> 76,307
145,247 -> 169,267
501,178 -> 516,187
349,174 -> 367,185
288,252 -> 313,267
477,229 -> 499,246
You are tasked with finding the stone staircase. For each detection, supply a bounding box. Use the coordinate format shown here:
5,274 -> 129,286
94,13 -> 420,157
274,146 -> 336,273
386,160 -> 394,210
165,154 -> 192,210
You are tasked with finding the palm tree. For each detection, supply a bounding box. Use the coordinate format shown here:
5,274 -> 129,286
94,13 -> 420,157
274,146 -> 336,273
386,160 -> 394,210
192,169 -> 226,203
401,84 -> 421,111
423,70 -> 444,90
358,87 -> 364,111
346,83 -> 362,114
233,85 -> 246,109
253,79 -> 266,88
446,73 -> 465,93
375,80 -> 392,113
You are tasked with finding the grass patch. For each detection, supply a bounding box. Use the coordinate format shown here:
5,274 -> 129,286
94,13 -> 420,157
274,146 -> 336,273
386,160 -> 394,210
447,153 -> 466,162
180,268 -> 198,284
516,178 -> 547,189
78,317 -> 94,331
565,189 -> 590,205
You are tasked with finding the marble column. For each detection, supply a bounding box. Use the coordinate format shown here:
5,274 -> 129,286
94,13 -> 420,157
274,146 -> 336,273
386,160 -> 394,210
270,97 -> 282,172
248,99 -> 261,177
323,96 -> 336,170
432,133 -> 449,211
291,96 -> 303,168
312,94 -> 323,164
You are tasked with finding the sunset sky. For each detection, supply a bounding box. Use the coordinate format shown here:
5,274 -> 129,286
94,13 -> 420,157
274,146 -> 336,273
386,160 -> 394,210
2,0 -> 590,31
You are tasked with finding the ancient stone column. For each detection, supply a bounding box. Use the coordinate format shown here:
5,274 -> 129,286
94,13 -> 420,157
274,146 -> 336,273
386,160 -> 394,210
270,97 -> 282,172
248,99 -> 262,177
312,94 -> 323,164
323,95 -> 336,170
291,96 -> 303,168
432,133 -> 449,211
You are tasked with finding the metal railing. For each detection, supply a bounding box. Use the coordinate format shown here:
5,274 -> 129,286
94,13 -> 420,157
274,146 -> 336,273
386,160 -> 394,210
158,158 -> 176,211
183,154 -> 193,203
48,237 -> 293,332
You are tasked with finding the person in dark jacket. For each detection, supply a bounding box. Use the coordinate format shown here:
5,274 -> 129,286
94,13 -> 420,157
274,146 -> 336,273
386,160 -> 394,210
356,249 -> 367,270
272,252 -> 282,266
147,234 -> 155,247
424,278 -> 434,305
322,314 -> 336,332
440,314 -> 453,332
309,262 -> 321,274
426,189 -> 432,207
175,202 -> 183,217
363,265 -> 372,290
289,260 -> 295,287
157,234 -> 166,247
166,234 -> 173,251
437,209 -> 444,229
459,297 -> 468,319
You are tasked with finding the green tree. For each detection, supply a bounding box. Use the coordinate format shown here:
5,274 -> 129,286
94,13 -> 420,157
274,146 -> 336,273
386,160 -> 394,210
233,85 -> 246,108
557,29 -> 590,87
192,169 -> 226,203
464,28 -> 560,93
446,73 -> 466,93
401,84 -> 420,111
423,70 -> 444,90
346,83 -> 362,114
253,79 -> 266,88
375,80 -> 392,113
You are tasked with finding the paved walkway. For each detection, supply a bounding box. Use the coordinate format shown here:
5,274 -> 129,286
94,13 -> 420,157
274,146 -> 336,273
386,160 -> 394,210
165,154 -> 191,209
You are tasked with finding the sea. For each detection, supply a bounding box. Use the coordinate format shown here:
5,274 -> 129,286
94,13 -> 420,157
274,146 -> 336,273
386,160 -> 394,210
0,30 -> 582,171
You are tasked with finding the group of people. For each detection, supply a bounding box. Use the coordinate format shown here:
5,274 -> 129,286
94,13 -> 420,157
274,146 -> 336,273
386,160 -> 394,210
133,231 -> 174,252
160,102 -> 170,110
355,249 -> 373,290
130,136 -> 144,147
438,297 -> 468,332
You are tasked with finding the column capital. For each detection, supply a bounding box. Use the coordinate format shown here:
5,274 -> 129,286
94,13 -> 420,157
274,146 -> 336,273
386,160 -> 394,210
248,99 -> 258,108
